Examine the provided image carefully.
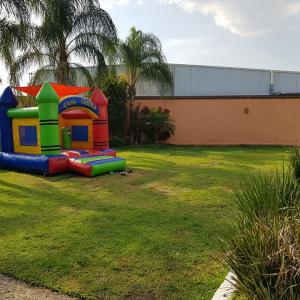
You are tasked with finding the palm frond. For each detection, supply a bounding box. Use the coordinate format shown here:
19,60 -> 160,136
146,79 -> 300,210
71,7 -> 117,41
120,26 -> 174,97
0,0 -> 29,21
10,49 -> 44,85
140,62 -> 173,95
70,38 -> 107,77
7,0 -> 117,85
70,63 -> 94,87
30,64 -> 53,85
0,19 -> 30,64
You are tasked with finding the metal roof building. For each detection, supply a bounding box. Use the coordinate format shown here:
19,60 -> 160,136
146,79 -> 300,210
31,64 -> 300,97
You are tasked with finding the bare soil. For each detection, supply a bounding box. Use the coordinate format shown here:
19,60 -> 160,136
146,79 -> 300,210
0,275 -> 77,300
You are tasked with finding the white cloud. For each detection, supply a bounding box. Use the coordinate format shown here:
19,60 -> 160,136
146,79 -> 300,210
162,38 -> 221,65
100,0 -> 130,10
100,0 -> 142,10
159,0 -> 300,37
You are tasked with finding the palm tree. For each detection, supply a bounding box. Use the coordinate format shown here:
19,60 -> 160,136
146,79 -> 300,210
0,0 -> 33,69
118,26 -> 173,142
10,0 -> 117,85
120,27 -> 173,100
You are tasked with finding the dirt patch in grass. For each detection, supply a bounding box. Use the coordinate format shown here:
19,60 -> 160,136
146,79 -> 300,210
0,275 -> 77,300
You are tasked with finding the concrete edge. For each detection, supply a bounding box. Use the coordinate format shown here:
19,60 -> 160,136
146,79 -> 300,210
212,272 -> 236,300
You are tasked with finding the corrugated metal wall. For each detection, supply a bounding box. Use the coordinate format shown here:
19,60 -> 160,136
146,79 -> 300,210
172,65 -> 270,96
30,64 -> 300,96
73,64 -> 275,96
73,64 -> 272,96
68,65 -> 164,96
273,71 -> 300,94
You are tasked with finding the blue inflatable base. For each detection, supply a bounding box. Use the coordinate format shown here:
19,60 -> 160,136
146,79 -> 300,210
0,150 -> 124,177
0,152 -> 65,175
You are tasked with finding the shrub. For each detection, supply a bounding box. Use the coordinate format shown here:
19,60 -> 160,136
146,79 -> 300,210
109,136 -> 128,147
133,106 -> 175,144
235,170 -> 300,221
225,170 -> 300,299
100,77 -> 129,139
289,147 -> 300,180
225,214 -> 300,299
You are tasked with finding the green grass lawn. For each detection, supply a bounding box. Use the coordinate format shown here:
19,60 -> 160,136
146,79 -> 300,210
0,145 -> 291,299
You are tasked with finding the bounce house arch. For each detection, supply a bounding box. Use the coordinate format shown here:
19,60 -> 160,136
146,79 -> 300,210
59,96 -> 100,119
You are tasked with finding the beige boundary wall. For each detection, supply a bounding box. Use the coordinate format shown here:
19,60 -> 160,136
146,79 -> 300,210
134,96 -> 300,145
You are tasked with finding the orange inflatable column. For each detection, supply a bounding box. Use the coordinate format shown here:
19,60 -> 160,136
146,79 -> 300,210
91,88 -> 109,150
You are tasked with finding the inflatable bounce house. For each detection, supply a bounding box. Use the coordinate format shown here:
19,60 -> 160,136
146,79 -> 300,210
0,82 -> 126,177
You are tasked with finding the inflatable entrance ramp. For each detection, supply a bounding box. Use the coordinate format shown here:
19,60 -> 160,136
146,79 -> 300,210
68,155 -> 126,177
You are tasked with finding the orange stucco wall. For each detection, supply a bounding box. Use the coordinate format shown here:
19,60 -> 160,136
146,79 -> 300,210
134,97 -> 300,145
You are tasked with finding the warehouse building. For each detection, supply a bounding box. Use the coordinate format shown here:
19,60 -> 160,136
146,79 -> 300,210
71,64 -> 300,97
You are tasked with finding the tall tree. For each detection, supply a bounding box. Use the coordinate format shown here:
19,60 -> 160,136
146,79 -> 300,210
10,0 -> 117,86
119,27 -> 174,142
0,0 -> 32,71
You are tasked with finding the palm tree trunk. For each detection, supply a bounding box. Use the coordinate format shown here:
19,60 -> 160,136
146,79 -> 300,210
57,40 -> 69,84
128,84 -> 136,144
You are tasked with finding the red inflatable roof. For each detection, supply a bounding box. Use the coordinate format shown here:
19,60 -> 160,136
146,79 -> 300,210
15,83 -> 92,98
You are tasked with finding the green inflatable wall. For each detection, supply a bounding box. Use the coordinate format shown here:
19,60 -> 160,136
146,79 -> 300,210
36,82 -> 60,155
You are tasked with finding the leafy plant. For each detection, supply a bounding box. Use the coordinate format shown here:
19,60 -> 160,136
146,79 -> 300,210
289,147 -> 300,180
225,214 -> 300,300
100,76 -> 129,139
109,136 -> 128,147
225,169 -> 300,299
235,170 -> 300,221
133,106 -> 175,144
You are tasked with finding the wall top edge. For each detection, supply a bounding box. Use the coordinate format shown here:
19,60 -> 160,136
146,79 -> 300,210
135,95 -> 300,100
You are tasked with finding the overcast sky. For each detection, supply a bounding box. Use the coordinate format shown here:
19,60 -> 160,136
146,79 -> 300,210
2,0 -> 300,92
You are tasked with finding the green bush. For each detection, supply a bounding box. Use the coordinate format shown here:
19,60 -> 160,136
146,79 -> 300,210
133,106 -> 175,144
289,147 -> 300,180
225,170 -> 300,299
109,136 -> 128,147
235,171 -> 300,221
100,77 -> 129,139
